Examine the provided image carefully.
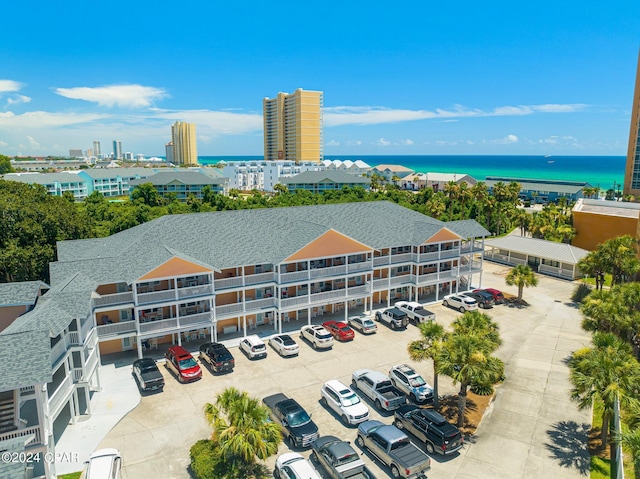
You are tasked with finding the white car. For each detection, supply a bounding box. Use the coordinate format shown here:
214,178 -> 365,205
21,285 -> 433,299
269,334 -> 300,357
321,379 -> 370,425
274,452 -> 322,479
84,448 -> 121,479
300,325 -> 334,350
239,334 -> 267,359
443,294 -> 478,312
347,315 -> 378,334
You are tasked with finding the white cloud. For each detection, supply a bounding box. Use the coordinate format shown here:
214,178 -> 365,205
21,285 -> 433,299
326,139 -> 340,146
345,140 -> 362,146
324,103 -> 588,127
0,140 -> 8,147
54,84 -> 168,108
491,134 -> 519,144
6,94 -> 31,106
538,135 -> 580,146
376,138 -> 391,146
397,138 -> 414,146
0,80 -> 22,93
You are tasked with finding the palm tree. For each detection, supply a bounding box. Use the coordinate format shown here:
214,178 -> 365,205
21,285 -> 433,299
569,333 -> 640,449
451,311 -> 502,349
408,322 -> 446,408
618,400 -> 640,479
203,387 -> 281,472
273,183 -> 287,195
505,264 -> 538,302
598,235 -> 640,287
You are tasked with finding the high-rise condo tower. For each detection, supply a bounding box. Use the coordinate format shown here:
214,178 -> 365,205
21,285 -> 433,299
263,88 -> 323,164
171,121 -> 198,166
624,52 -> 640,196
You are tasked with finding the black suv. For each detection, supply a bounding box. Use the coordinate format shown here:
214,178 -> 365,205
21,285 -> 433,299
394,405 -> 464,455
463,291 -> 494,309
198,342 -> 235,373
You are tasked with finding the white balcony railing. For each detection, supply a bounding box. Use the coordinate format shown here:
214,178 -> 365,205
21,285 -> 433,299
309,265 -> 347,279
538,264 -> 575,279
309,289 -> 347,303
0,425 -> 42,447
461,241 -> 484,253
72,368 -> 83,382
92,292 -> 134,308
280,295 -> 312,308
347,285 -> 369,295
280,271 -> 309,284
418,252 -> 439,262
48,375 -> 72,417
373,256 -> 389,266
139,318 -> 178,334
179,312 -> 213,327
214,276 -> 244,290
372,278 -> 389,290
80,318 -> 93,342
97,321 -> 137,338
83,350 -> 99,380
50,340 -> 67,366
67,331 -> 80,346
417,272 -> 439,285
440,248 -> 461,259
244,272 -> 276,286
136,290 -> 177,305
389,253 -> 413,264
177,284 -> 213,299
347,262 -> 371,273
389,275 -> 413,286
244,297 -> 277,311
215,303 -> 244,316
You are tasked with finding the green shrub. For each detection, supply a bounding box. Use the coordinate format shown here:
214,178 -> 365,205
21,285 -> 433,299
572,283 -> 592,303
471,382 -> 494,396
190,439 -> 219,479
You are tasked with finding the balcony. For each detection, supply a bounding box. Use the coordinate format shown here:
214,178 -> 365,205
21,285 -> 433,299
389,275 -> 414,286
389,253 -> 414,264
460,261 -> 483,273
418,252 -> 439,262
92,291 -> 134,309
48,375 -> 72,418
214,276 -> 244,290
280,271 -> 309,284
280,295 -> 312,308
244,297 -> 277,312
139,318 -> 178,334
177,284 -> 213,299
215,303 -> 245,317
417,272 -> 439,285
137,289 -> 177,305
309,265 -> 347,279
373,256 -> 389,267
244,272 -> 276,286
347,285 -> 369,296
179,312 -> 213,328
439,269 -> 459,280
50,339 -> 67,366
0,425 -> 42,448
461,241 -> 484,253
97,320 -> 137,338
347,262 -> 371,273
440,248 -> 461,259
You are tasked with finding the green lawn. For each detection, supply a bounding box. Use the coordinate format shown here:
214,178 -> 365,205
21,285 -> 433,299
59,472 -> 82,479
581,274 -> 613,288
591,400 -> 635,478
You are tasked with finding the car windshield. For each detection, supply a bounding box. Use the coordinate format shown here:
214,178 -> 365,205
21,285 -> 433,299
338,326 -> 351,332
141,364 -> 157,372
318,333 -> 332,340
179,357 -> 197,369
409,376 -> 426,387
363,319 -> 375,327
341,393 -> 361,406
288,410 -> 311,427
281,336 -> 295,345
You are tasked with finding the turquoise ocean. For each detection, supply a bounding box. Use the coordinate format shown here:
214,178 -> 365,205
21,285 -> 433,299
198,155 -> 625,191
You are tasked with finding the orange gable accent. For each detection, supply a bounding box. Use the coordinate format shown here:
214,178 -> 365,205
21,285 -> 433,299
138,257 -> 213,281
285,229 -> 372,262
424,228 -> 462,243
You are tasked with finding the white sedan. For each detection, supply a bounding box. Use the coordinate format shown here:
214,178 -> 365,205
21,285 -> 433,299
443,294 -> 478,312
274,452 -> 321,479
269,334 -> 300,357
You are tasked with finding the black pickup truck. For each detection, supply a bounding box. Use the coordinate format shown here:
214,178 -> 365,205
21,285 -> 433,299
263,393 -> 319,448
132,358 -> 165,392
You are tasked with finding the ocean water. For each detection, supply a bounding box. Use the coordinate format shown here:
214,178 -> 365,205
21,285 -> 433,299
198,155 -> 626,191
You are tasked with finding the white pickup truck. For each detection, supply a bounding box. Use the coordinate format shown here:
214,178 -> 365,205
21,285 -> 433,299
394,301 -> 435,325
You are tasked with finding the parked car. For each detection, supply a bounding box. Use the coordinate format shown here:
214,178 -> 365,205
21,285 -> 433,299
300,325 -> 334,350
394,301 -> 435,325
394,405 -> 464,456
321,379 -> 370,426
263,393 -> 319,448
84,448 -> 122,479
198,342 -> 235,373
132,358 -> 164,392
388,364 -> 433,404
442,294 -> 478,312
462,291 -> 494,309
322,321 -> 355,341
351,369 -> 405,412
310,436 -> 376,479
269,334 -> 300,357
164,345 -> 202,383
239,334 -> 267,359
356,420 -> 430,479
348,315 -> 378,334
473,287 -> 505,304
274,452 -> 322,479
375,307 -> 409,330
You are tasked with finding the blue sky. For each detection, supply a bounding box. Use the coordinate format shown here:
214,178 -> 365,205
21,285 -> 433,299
1,1 -> 638,157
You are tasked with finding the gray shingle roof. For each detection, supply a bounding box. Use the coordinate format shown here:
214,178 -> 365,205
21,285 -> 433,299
281,170 -> 370,185
0,281 -> 49,306
128,171 -> 227,186
3,172 -> 85,185
484,235 -> 589,264
51,202 -> 489,287
485,177 -> 590,194
0,436 -> 33,479
79,167 -> 153,179
0,329 -> 52,390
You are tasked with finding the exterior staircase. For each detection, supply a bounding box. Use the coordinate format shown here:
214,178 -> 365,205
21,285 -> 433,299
0,390 -> 17,433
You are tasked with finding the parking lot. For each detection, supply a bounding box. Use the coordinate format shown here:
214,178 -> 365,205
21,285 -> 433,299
76,262 -> 592,479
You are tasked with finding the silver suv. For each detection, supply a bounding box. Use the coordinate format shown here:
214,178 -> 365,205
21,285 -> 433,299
388,364 -> 434,404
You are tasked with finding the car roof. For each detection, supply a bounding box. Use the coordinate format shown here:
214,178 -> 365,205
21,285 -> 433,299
133,358 -> 156,367
324,379 -> 351,394
87,448 -> 120,479
357,370 -> 388,382
168,345 -> 190,356
244,334 -> 265,345
392,364 -> 418,376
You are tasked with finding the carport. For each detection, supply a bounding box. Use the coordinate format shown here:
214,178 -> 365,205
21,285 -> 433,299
483,235 -> 589,280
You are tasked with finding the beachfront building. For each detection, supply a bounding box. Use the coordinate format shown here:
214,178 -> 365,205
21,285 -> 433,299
171,121 -> 198,166
219,160 -> 323,192
280,170 -> 371,193
78,167 -> 156,197
484,236 -> 589,280
0,281 -> 49,333
2,172 -> 89,200
371,164 -> 415,182
128,171 -> 227,201
572,198 -> 640,252
485,176 -> 590,204
624,52 -> 640,197
263,89 -> 324,164
400,172 -> 477,192
321,159 -> 371,175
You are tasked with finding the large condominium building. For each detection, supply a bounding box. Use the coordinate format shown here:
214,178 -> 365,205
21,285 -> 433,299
263,88 -> 323,164
93,141 -> 101,158
219,160 -> 323,192
624,52 -> 640,196
171,121 -> 198,166
112,140 -> 122,160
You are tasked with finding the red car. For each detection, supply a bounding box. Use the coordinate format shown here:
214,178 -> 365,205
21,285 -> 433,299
473,288 -> 505,305
322,321 -> 355,341
164,345 -> 202,383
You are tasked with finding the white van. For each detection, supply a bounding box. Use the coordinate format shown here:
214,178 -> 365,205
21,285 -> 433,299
84,448 -> 121,479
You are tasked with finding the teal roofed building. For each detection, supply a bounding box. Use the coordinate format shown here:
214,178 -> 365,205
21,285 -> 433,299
128,170 -> 228,200
280,170 -> 370,193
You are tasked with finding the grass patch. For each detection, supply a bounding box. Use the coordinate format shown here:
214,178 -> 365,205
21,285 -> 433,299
59,472 -> 82,479
589,399 -> 634,478
581,274 -> 613,288
590,456 -> 610,479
